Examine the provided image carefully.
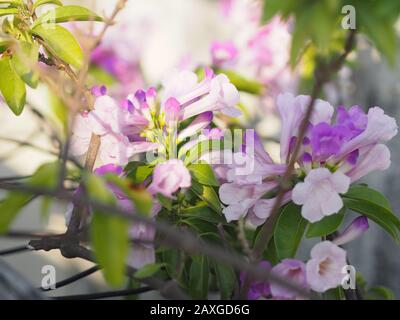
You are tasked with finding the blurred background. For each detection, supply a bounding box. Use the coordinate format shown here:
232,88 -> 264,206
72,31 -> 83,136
1,0 -> 400,298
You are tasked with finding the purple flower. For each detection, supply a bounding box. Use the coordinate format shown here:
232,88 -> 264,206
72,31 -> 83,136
240,261 -> 271,300
270,259 -> 309,300
292,168 -> 350,223
336,105 -> 368,139
310,123 -> 349,161
306,241 -> 347,293
148,159 -> 192,198
333,216 -> 369,246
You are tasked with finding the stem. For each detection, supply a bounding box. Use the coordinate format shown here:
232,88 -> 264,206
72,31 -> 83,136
52,286 -> 154,300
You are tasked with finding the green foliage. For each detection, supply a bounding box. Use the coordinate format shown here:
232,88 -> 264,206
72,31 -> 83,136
188,163 -> 220,187
32,5 -> 103,28
213,262 -> 237,300
87,174 -> 129,287
190,180 -> 222,214
188,255 -> 209,299
0,162 -> 59,233
274,202 -> 308,260
215,69 -> 264,95
125,161 -> 154,185
343,185 -> 400,243
31,24 -> 83,68
11,41 -> 39,88
306,209 -> 345,238
263,0 -> 400,66
32,0 -> 63,11
0,56 -> 26,115
134,263 -> 166,279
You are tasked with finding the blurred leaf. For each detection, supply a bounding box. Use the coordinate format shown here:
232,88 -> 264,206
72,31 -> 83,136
104,174 -> 153,216
189,255 -> 209,299
87,174 -> 129,287
0,56 -> 26,115
32,24 -> 83,68
190,180 -> 222,214
358,6 -> 397,65
0,8 -> 19,17
306,209 -> 345,238
367,286 -> 395,300
215,69 -> 263,95
11,41 -> 39,89
0,162 -> 60,233
40,196 -> 52,221
188,163 -> 219,187
0,0 -> 23,6
33,0 -> 63,11
134,263 -> 166,279
213,262 -> 236,300
125,162 -> 154,185
274,202 -> 307,260
180,203 -> 225,224
33,5 -> 103,28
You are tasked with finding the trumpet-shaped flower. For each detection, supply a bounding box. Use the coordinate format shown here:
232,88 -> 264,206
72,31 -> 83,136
306,241 -> 347,293
270,259 -> 308,300
292,168 -> 350,223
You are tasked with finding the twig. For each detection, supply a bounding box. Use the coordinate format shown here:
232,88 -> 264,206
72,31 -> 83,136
0,245 -> 32,256
52,286 -> 154,300
41,265 -> 101,292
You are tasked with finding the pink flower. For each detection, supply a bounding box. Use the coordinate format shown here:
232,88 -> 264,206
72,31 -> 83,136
148,159 -> 192,198
210,41 -> 239,68
292,168 -> 350,223
219,182 -> 278,223
162,70 -> 240,121
345,144 -> 391,183
306,241 -> 347,293
337,107 -> 398,158
270,259 -> 309,299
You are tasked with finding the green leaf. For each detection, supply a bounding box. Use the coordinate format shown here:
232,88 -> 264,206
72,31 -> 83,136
190,180 -> 222,214
0,56 -> 26,115
0,8 -> 19,17
290,9 -> 311,67
92,212 -> 128,287
32,24 -> 83,68
188,163 -> 219,187
11,41 -> 39,89
125,162 -> 154,185
134,263 -> 165,279
33,0 -> 63,11
33,5 -> 103,28
343,186 -> 400,242
180,204 -> 225,224
213,262 -> 236,300
306,209 -> 345,238
0,0 -> 23,8
274,202 -> 308,260
359,6 -> 397,65
189,256 -> 209,299
367,286 -> 395,300
0,162 -> 60,233
87,174 -> 129,287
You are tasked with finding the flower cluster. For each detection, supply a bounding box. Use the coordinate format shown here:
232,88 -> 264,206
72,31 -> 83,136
219,93 -> 397,225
